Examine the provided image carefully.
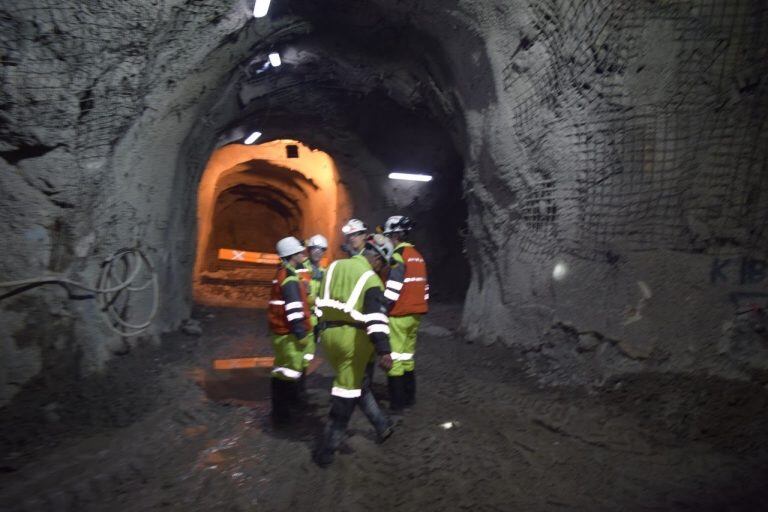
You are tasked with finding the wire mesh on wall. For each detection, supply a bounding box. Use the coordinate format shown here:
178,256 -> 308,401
0,0 -> 230,169
498,0 -> 768,262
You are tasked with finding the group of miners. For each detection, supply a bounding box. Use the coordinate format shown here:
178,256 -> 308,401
266,215 -> 429,466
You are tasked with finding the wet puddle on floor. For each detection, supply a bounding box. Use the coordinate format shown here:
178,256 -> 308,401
184,360 -> 273,502
188,358 -> 273,404
196,436 -> 251,470
189,355 -> 325,405
190,427 -> 266,508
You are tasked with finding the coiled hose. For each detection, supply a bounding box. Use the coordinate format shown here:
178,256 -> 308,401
0,247 -> 158,336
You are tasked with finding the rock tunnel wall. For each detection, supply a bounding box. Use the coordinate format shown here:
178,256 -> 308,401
0,0 -> 267,405
0,0 -> 766,404
459,0 -> 768,386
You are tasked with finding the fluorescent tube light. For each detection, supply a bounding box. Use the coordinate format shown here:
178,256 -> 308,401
244,131 -> 262,144
253,0 -> 271,18
388,172 -> 433,182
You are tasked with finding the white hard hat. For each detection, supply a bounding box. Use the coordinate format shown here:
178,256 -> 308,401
383,215 -> 414,234
276,236 -> 305,258
306,234 -> 328,249
364,233 -> 394,261
341,218 -> 367,235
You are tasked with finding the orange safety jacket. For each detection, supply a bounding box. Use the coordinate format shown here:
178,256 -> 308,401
268,264 -> 312,336
385,244 -> 429,317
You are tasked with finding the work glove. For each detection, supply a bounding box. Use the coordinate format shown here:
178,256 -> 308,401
377,353 -> 393,372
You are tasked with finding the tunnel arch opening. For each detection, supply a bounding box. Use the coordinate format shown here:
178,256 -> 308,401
193,139 -> 350,307
157,0 -> 480,319
210,182 -> 303,257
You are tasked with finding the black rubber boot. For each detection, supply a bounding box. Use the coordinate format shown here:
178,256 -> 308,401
286,378 -> 303,411
295,371 -> 308,408
314,396 -> 355,467
359,389 -> 394,443
387,376 -> 407,412
271,377 -> 291,426
360,363 -> 393,441
403,370 -> 416,407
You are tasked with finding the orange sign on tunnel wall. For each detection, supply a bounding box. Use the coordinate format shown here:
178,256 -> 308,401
213,357 -> 274,370
218,248 -> 329,267
218,248 -> 280,265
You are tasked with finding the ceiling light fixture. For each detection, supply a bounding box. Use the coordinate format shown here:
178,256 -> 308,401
244,131 -> 262,144
388,172 -> 433,182
253,0 -> 271,18
268,52 -> 282,67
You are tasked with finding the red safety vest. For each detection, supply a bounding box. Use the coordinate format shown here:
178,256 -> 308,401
296,265 -> 312,293
268,265 -> 312,335
390,246 -> 429,316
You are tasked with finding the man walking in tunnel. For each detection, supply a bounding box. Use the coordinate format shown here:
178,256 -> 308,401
340,218 -> 368,256
268,236 -> 313,425
300,234 -> 328,386
382,216 -> 429,411
313,234 -> 395,466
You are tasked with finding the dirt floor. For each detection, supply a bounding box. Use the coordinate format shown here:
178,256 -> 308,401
2,303 -> 768,511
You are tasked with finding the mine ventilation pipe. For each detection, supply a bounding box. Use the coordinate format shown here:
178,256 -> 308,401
0,247 -> 159,337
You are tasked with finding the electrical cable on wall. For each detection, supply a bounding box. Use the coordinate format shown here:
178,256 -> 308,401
0,247 -> 159,337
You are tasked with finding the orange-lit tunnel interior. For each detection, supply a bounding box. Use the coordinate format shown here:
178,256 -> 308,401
193,140 -> 350,307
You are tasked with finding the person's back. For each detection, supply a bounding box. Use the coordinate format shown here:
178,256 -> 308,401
317,255 -> 378,324
313,236 -> 395,466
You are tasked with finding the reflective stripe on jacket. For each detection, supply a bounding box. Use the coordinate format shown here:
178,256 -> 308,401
315,255 -> 391,352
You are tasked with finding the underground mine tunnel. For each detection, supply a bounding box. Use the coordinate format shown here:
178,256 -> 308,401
1,0 -> 767,510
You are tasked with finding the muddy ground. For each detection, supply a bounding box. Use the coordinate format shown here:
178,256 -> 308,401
2,303 -> 768,511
